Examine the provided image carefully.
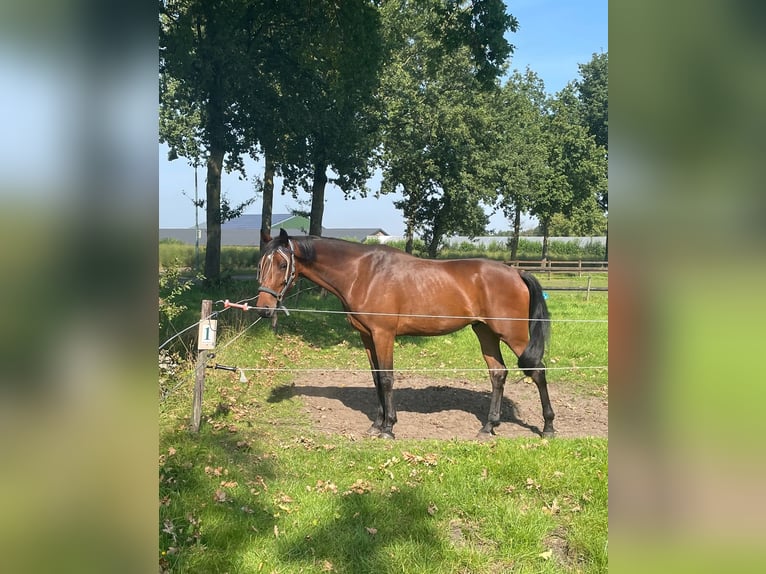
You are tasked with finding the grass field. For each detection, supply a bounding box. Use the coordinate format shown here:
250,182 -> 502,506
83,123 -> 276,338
159,276 -> 608,573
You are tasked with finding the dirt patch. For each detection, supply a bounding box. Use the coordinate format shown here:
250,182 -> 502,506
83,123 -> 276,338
282,371 -> 607,441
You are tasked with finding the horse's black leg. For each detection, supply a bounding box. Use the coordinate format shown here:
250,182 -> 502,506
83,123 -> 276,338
366,370 -> 386,435
360,333 -> 385,435
472,323 -> 508,437
524,364 -> 555,438
372,332 -> 397,439
376,369 -> 397,439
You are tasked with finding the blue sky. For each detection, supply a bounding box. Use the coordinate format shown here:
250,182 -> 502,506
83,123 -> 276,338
158,0 -> 607,234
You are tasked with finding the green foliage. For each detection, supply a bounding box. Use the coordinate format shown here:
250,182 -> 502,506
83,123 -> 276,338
160,237 -> 186,245
548,206 -> 607,237
575,52 -> 609,152
575,51 -> 608,212
160,244 -> 260,273
526,85 -> 607,260
159,262 -> 194,327
159,243 -> 195,269
275,0 -> 385,237
378,0 -> 517,256
478,70 -> 549,253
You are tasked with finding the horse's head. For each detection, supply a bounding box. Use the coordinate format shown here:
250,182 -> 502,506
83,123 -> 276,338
256,228 -> 296,318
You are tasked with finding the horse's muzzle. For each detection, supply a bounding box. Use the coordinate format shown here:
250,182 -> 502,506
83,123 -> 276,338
257,305 -> 275,319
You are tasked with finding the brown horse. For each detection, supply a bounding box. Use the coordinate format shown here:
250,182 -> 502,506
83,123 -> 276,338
256,229 -> 555,439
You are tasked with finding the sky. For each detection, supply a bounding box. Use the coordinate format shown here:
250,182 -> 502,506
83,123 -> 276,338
158,0 -> 608,235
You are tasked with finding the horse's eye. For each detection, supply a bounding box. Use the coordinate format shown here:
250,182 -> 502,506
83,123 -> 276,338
279,262 -> 287,270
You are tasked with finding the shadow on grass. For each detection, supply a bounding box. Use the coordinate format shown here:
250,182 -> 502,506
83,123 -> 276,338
275,486 -> 449,573
268,383 -> 543,437
159,424 -> 278,572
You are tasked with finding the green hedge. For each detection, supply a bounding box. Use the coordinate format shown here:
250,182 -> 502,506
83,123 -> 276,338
159,241 -> 261,271
160,237 -> 606,271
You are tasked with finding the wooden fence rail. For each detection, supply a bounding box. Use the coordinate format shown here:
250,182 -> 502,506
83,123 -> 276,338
506,259 -> 608,278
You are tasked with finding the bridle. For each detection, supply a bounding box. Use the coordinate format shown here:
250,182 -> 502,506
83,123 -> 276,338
257,239 -> 296,315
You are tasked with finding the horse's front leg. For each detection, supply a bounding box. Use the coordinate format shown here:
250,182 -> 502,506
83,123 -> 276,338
359,332 -> 386,436
375,368 -> 397,439
370,331 -> 397,439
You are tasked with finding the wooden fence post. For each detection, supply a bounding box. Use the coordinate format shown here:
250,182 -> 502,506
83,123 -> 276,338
191,299 -> 213,432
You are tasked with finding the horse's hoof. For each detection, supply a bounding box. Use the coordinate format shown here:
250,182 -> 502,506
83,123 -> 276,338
377,431 -> 395,440
367,425 -> 381,436
542,429 -> 556,439
476,430 -> 495,441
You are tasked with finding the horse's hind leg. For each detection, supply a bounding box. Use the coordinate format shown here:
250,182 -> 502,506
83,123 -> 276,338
472,323 -> 508,437
517,350 -> 555,438
504,327 -> 556,438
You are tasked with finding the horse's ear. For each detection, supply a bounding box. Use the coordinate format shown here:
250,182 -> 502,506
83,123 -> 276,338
279,228 -> 289,244
261,230 -> 272,243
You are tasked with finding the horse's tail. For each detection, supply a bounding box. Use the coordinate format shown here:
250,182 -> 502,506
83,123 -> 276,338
518,271 -> 550,370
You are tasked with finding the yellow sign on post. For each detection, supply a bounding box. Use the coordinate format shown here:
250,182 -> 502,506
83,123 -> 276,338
197,319 -> 217,350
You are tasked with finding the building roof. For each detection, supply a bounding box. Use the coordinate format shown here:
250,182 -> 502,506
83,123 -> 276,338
323,228 -> 389,242
221,213 -> 300,230
161,213 -> 389,246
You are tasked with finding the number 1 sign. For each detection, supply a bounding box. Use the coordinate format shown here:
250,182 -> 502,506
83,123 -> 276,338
197,319 -> 217,350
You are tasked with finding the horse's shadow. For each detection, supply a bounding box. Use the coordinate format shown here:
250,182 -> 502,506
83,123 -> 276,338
268,383 -> 543,436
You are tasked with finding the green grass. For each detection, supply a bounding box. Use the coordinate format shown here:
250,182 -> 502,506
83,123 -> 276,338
159,276 -> 608,573
160,417 -> 607,573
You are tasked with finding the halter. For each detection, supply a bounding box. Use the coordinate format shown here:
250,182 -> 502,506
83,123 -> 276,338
258,239 -> 296,315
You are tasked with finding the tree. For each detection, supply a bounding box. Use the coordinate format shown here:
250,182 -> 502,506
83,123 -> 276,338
575,51 -> 608,259
160,0 -> 260,282
576,52 -> 608,152
531,85 -> 607,260
477,69 -> 548,260
378,0 -> 516,257
276,1 -> 384,237
575,51 -> 608,212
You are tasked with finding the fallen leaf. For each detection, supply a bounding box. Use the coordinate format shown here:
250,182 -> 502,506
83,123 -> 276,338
427,503 -> 438,516
365,527 -> 377,536
167,447 -> 177,456
274,524 -> 279,538
538,549 -> 553,560
343,479 -> 372,495
205,466 -> 224,477
213,489 -> 228,503
162,519 -> 175,536
543,502 -> 560,515
321,560 -> 334,571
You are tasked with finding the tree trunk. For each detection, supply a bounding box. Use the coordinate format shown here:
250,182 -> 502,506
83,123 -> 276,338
540,219 -> 550,262
204,146 -> 224,282
427,216 -> 443,258
427,235 -> 440,259
309,159 -> 327,237
510,207 -> 521,261
260,150 -> 275,254
405,217 -> 414,254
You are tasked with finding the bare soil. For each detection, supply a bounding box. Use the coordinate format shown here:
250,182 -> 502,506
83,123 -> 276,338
285,371 -> 607,441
